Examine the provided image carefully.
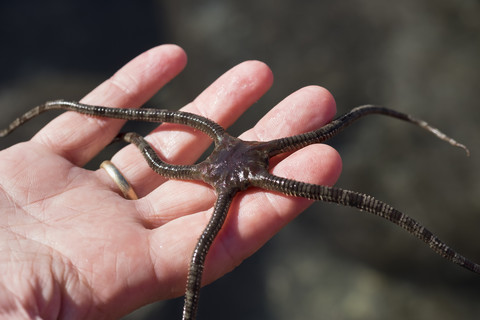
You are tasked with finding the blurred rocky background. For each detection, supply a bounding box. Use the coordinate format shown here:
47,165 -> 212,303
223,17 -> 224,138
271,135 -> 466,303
1,1 -> 480,319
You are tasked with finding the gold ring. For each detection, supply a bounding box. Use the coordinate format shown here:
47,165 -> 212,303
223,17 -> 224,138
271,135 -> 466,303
100,160 -> 138,200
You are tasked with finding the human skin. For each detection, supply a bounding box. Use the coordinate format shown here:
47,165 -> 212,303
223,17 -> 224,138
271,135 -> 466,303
0,44 -> 341,319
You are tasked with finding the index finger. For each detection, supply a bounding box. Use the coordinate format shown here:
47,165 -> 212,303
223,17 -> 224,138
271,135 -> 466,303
31,44 -> 188,166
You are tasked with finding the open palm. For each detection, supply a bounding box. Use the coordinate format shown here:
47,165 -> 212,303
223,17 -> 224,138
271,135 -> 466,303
0,45 -> 341,319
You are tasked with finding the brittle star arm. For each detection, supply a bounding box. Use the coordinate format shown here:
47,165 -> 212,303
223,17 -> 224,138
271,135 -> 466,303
182,190 -> 236,320
266,105 -> 470,157
252,174 -> 480,274
119,132 -> 202,180
0,100 -> 226,142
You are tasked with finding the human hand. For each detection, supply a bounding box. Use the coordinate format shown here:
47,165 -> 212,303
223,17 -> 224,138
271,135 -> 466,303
0,45 -> 341,319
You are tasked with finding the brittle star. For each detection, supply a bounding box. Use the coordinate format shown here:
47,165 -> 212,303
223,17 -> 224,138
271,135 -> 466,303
1,100 -> 479,320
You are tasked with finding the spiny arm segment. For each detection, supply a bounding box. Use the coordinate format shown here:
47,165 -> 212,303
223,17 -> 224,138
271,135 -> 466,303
182,190 -> 236,320
118,132 -> 201,180
266,105 -> 470,157
0,100 -> 226,142
255,173 -> 480,274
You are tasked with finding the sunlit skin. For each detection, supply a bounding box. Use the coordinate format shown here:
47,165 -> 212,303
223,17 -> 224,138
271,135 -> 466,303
0,45 -> 478,319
